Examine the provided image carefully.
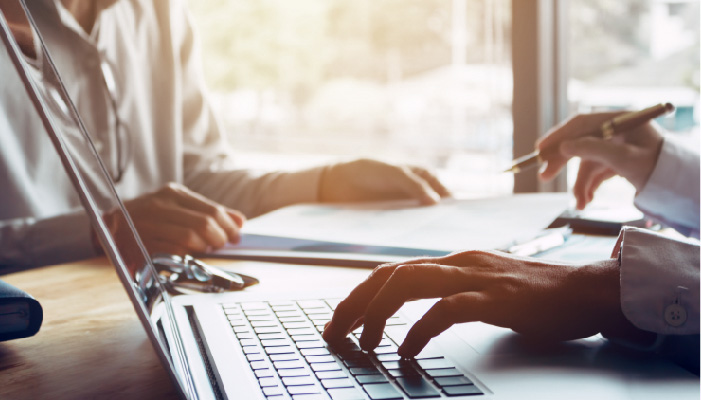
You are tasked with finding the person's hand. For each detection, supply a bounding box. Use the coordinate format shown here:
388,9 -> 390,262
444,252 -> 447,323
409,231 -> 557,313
319,159 -> 451,206
323,251 -> 647,357
537,112 -> 663,209
103,183 -> 245,256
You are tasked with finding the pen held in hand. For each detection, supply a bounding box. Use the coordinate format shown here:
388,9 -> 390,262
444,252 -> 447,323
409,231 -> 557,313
503,102 -> 675,174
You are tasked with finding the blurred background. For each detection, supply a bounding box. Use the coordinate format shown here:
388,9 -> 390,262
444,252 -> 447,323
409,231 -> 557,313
187,0 -> 699,201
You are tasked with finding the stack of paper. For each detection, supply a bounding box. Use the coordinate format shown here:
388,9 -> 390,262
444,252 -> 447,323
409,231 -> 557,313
207,193 -> 571,267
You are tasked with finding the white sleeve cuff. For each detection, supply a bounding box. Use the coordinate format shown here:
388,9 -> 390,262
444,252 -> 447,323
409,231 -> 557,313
616,227 -> 700,336
634,136 -> 700,236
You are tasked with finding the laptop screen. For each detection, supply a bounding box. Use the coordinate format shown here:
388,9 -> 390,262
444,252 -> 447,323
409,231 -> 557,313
0,5 -> 194,399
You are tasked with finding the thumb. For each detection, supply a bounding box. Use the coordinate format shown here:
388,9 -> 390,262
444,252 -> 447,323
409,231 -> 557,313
560,137 -> 631,173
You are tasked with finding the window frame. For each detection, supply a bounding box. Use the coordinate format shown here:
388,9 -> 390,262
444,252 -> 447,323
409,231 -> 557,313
511,0 -> 569,192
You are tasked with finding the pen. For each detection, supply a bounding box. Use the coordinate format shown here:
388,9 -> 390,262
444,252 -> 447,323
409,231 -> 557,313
504,102 -> 676,173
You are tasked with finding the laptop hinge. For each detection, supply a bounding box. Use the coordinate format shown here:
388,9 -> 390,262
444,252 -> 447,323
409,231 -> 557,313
185,306 -> 225,400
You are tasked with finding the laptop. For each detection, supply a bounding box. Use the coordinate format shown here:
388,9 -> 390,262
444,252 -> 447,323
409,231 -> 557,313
2,6 -> 698,400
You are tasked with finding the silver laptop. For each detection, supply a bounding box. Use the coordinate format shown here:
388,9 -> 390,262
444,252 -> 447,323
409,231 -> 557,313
2,7 -> 698,400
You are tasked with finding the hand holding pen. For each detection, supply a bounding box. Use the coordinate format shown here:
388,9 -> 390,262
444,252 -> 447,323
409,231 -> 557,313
506,103 -> 674,210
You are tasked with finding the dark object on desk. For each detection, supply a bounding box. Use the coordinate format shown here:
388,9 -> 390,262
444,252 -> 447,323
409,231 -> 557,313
548,208 -> 651,236
0,279 -> 43,342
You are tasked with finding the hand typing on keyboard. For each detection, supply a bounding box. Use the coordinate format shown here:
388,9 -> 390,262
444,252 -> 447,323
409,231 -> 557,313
323,250 -> 651,358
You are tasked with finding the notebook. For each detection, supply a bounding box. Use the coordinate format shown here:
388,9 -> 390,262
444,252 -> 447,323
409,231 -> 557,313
2,4 -> 698,400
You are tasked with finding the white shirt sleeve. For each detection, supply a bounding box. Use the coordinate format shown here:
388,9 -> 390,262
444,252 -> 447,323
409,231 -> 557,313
0,211 -> 98,269
613,227 -> 700,336
634,136 -> 700,238
170,2 -> 322,217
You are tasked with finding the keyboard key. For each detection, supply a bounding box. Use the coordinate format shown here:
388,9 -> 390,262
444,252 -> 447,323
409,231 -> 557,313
380,361 -> 405,370
315,370 -> 348,380
288,328 -> 317,336
282,376 -> 317,386
311,363 -> 342,372
265,346 -> 296,355
274,360 -> 306,370
228,318 -> 247,327
396,376 -> 440,398
244,309 -> 273,317
243,346 -> 262,355
255,327 -> 283,334
235,332 -> 254,340
349,367 -> 381,376
263,386 -> 284,396
250,361 -> 272,370
251,321 -> 279,328
298,300 -> 327,310
258,377 -> 279,387
306,355 -> 335,363
373,346 -> 398,355
321,378 -> 354,389
272,305 -> 297,312
376,354 -> 402,362
276,311 -> 304,318
423,368 -> 462,378
287,385 -> 321,395
327,387 -> 366,400
255,368 -> 275,378
442,385 -> 482,396
416,358 -> 453,370
279,317 -> 307,323
270,353 -> 300,362
233,326 -> 250,333
278,368 -> 311,377
247,315 -> 276,321
356,375 -> 389,384
386,368 -> 420,378
262,339 -> 294,347
292,334 -> 319,342
434,376 -> 474,387
362,383 -> 403,400
285,322 -> 313,329
239,338 -> 258,347
247,354 -> 265,362
305,307 -> 332,315
296,341 -> 325,349
343,359 -> 374,368
309,314 -> 333,321
259,333 -> 288,340
301,348 -> 330,356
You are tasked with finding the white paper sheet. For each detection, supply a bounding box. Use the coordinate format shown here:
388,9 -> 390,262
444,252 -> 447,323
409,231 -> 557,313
230,193 -> 571,253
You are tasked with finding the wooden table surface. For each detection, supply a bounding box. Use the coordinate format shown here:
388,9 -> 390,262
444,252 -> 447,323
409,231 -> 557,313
0,258 -> 370,400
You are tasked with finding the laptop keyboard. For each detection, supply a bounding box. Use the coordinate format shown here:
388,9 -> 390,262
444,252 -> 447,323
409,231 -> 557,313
222,299 -> 483,399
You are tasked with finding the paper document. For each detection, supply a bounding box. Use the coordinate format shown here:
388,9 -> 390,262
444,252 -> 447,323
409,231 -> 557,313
210,193 -> 570,262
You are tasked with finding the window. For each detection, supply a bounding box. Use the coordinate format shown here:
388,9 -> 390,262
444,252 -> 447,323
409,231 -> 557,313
567,0 -> 699,205
188,0 -> 513,196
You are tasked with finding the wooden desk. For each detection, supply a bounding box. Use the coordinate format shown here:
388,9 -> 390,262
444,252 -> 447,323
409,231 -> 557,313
0,258 -> 369,400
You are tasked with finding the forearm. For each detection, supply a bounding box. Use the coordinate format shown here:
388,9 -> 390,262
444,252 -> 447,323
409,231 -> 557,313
0,211 -> 97,269
184,167 -> 324,218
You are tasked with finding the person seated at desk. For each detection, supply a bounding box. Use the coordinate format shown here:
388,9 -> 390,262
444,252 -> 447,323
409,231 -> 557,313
324,112 -> 700,368
0,0 -> 450,269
